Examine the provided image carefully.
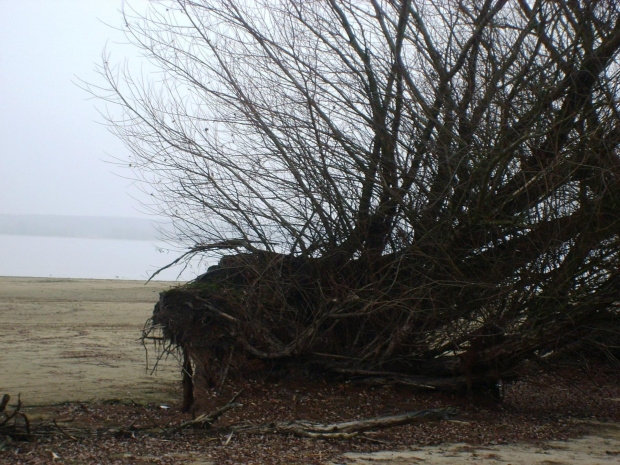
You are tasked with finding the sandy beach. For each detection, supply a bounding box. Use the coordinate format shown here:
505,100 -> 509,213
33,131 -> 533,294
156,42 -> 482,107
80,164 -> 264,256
0,277 -> 180,405
1,276 -> 618,464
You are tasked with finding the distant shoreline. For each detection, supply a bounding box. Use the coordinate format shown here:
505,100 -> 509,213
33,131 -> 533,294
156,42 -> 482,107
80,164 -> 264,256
0,213 -> 171,241
0,234 -> 199,281
0,275 -> 181,283
0,232 -> 158,242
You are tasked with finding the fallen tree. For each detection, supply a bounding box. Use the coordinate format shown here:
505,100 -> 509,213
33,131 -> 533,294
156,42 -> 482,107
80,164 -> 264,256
94,1 -> 619,407
145,241 -> 618,410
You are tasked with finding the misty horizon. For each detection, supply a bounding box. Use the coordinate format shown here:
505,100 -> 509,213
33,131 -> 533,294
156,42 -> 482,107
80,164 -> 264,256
0,213 -> 173,242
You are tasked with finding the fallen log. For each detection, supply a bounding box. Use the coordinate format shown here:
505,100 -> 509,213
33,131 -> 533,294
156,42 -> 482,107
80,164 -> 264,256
228,407 -> 458,439
168,387 -> 457,440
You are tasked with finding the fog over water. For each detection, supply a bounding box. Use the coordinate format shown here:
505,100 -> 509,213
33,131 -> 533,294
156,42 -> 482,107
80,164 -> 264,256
0,215 -> 203,281
0,234 -> 201,281
0,1 -> 189,282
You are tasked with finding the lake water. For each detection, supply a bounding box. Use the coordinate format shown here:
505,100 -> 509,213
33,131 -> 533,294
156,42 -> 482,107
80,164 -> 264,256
0,234 -> 207,281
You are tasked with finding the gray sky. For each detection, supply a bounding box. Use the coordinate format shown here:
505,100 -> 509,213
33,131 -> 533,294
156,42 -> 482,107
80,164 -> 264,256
0,0 -> 150,219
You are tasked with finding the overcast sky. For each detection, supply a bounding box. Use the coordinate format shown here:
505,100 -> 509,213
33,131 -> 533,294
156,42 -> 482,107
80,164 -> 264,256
0,0 -> 152,219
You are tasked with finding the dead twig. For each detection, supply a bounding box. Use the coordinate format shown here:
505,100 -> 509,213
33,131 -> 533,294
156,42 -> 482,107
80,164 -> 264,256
174,390 -> 244,433
52,420 -> 78,441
